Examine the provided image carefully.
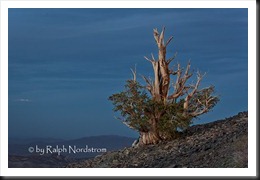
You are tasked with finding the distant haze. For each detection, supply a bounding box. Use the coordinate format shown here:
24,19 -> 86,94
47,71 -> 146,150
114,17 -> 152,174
8,8 -> 248,139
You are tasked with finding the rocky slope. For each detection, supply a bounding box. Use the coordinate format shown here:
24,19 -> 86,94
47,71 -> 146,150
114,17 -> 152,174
67,111 -> 248,168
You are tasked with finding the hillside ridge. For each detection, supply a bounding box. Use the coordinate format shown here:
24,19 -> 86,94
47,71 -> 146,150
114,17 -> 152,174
67,111 -> 248,168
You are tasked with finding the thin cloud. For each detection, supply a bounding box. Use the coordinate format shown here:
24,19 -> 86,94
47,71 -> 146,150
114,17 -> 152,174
14,98 -> 31,102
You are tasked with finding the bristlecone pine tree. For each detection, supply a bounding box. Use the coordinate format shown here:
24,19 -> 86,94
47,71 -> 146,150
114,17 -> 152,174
109,27 -> 219,146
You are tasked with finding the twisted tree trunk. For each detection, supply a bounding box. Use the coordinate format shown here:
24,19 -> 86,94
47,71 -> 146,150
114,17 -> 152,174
140,27 -> 173,145
139,118 -> 161,145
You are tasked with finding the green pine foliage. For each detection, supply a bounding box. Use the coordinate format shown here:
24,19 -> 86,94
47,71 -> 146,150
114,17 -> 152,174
108,80 -> 195,140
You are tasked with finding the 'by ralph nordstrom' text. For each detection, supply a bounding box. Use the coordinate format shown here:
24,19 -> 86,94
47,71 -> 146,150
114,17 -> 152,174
28,145 -> 107,155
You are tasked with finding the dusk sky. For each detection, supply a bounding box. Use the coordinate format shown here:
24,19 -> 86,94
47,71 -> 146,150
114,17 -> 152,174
8,8 -> 248,139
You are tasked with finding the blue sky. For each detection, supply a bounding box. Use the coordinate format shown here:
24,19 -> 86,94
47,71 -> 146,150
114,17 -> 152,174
8,8 -> 248,139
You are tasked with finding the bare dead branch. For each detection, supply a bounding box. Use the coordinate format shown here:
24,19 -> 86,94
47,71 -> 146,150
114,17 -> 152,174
182,71 -> 205,111
153,28 -> 159,44
166,52 -> 177,65
144,56 -> 154,63
166,36 -> 173,47
142,75 -> 153,94
151,53 -> 156,61
169,69 -> 178,75
123,121 -> 136,130
168,61 -> 193,100
190,108 -> 209,117
189,95 -> 216,117
114,116 -> 136,130
184,61 -> 191,78
159,26 -> 165,46
130,67 -> 136,82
